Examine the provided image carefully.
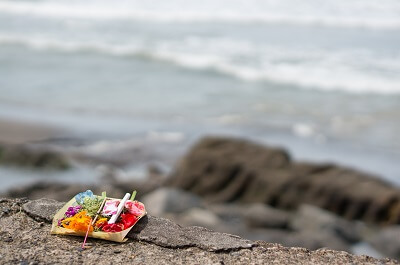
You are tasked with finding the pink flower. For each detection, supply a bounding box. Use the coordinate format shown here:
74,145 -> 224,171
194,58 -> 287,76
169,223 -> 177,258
102,199 -> 120,216
125,201 -> 145,216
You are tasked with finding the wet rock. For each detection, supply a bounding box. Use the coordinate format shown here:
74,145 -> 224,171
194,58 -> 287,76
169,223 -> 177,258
180,208 -> 222,228
141,187 -> 202,216
0,144 -> 70,169
3,180 -> 157,202
367,226 -> 400,259
290,204 -> 362,243
244,203 -> 290,229
351,242 -> 384,259
207,204 -> 245,226
168,136 -> 400,224
209,203 -> 290,229
248,229 -> 350,252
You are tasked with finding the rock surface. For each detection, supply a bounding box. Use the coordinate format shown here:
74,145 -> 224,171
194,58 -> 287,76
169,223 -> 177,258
0,143 -> 70,169
209,203 -> 290,229
167,137 -> 400,224
0,198 -> 397,264
290,204 -> 362,243
3,179 -> 160,202
141,187 -> 202,216
368,226 -> 400,259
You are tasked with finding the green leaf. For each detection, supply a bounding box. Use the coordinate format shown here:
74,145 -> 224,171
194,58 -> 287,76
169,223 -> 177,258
130,190 -> 137,201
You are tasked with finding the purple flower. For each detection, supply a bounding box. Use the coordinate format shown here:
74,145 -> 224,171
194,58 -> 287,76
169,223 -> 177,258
57,218 -> 64,226
65,205 -> 82,217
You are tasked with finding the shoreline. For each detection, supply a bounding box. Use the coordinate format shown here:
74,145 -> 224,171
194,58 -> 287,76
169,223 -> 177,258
0,116 -> 399,187
1,136 -> 400,259
0,117 -> 67,144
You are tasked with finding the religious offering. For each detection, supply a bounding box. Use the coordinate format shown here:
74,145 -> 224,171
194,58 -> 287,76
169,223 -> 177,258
51,190 -> 146,247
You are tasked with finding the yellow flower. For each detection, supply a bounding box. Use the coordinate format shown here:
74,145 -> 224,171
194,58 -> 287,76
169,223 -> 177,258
94,217 -> 108,230
62,210 -> 93,232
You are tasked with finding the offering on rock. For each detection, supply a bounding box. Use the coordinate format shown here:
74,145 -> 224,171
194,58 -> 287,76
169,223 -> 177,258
51,190 -> 146,243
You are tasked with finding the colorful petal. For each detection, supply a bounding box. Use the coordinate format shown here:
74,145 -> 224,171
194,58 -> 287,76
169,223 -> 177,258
125,201 -> 145,216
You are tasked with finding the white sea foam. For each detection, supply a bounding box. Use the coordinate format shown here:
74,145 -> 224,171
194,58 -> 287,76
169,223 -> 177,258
1,34 -> 400,94
1,0 -> 400,30
293,123 -> 315,138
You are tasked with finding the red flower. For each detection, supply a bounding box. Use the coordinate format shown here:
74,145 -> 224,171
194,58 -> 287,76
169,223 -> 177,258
120,213 -> 138,229
102,223 -> 124,232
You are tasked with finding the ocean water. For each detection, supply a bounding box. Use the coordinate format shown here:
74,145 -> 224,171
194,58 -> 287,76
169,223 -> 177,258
0,0 -> 399,186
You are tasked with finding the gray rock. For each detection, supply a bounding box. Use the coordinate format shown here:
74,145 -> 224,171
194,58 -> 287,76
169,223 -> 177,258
20,198 -> 254,252
4,180 -> 158,202
245,229 -> 350,252
141,187 -> 202,216
0,144 -> 70,169
128,215 -> 194,248
22,198 -> 64,222
244,203 -> 290,228
351,242 -> 384,259
167,136 -> 400,225
207,203 -> 246,225
209,203 -> 290,229
290,204 -> 362,243
128,214 -> 254,251
182,226 -> 254,252
0,198 -> 397,264
368,226 -> 400,259
180,208 -> 222,228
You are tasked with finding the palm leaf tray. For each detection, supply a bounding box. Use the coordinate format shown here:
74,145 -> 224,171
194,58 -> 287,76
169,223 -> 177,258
50,191 -> 146,243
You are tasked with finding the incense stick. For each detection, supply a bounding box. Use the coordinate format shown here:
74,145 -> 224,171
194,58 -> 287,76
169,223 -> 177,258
108,193 -> 130,224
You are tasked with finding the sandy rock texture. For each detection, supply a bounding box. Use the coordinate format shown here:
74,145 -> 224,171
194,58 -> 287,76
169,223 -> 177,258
0,198 -> 397,265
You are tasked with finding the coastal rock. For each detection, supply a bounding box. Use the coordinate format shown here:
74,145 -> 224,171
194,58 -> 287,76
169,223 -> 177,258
179,208 -> 222,228
209,203 -> 290,229
3,180 -> 159,201
290,204 -> 362,243
245,229 -> 350,252
141,187 -> 202,216
0,198 -> 396,264
0,144 -> 70,169
243,203 -> 290,229
368,226 -> 400,259
128,214 -> 254,252
168,137 -> 400,224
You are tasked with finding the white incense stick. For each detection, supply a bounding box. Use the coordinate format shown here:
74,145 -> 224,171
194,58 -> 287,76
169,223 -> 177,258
108,193 -> 130,224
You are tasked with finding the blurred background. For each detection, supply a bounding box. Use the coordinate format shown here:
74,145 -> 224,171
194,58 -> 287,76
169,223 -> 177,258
0,0 -> 400,259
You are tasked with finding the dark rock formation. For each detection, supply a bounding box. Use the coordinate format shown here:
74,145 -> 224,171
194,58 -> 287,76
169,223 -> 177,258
368,226 -> 400,259
208,203 -> 290,229
3,179 -> 160,202
290,204 -> 362,244
141,187 -> 202,216
167,137 -> 400,225
1,198 -> 397,264
0,143 -> 70,169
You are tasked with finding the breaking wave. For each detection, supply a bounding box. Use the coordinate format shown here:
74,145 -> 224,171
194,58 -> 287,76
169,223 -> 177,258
1,0 -> 400,30
1,34 -> 400,94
